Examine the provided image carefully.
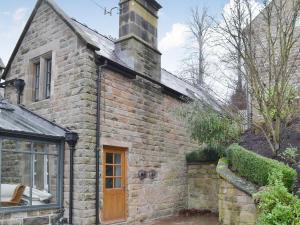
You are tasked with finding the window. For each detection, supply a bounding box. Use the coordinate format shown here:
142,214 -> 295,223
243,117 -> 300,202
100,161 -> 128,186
31,53 -> 52,102
105,152 -> 122,189
34,62 -> 40,102
45,58 -> 52,99
0,137 -> 62,211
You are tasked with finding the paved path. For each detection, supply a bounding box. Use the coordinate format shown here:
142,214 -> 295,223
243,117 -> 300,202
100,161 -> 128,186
146,214 -> 219,225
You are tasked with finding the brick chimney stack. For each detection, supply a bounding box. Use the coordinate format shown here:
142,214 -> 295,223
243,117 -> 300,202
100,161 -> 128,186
116,0 -> 162,81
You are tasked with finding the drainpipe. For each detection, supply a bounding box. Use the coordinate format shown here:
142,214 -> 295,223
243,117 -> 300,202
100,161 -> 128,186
95,59 -> 107,225
65,131 -> 79,225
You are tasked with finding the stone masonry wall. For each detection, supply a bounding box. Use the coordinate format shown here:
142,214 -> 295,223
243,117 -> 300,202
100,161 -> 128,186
3,2 -> 198,225
3,1 -> 98,224
187,163 -> 219,213
0,209 -> 63,225
218,179 -> 257,225
100,73 -> 197,224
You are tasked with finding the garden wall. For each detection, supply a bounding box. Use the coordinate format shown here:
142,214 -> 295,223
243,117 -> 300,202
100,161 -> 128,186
187,160 -> 258,225
218,179 -> 257,225
187,163 -> 219,212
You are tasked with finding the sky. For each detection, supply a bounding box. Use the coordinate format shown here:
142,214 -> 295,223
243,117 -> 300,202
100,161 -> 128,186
0,0 -> 228,74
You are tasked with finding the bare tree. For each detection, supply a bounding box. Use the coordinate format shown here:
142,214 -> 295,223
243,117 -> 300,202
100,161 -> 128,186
218,0 -> 300,155
180,7 -> 212,87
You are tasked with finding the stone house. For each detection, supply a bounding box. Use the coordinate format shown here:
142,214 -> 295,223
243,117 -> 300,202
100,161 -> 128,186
0,0 -> 219,224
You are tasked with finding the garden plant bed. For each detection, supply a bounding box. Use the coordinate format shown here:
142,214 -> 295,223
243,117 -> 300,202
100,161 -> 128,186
240,119 -> 300,159
240,119 -> 300,192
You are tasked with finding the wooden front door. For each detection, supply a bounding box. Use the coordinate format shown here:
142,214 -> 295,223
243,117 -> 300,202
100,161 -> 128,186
102,147 -> 127,224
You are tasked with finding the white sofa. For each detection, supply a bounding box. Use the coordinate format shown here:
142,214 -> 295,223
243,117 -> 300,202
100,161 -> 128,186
1,184 -> 52,205
0,184 -> 18,201
23,187 -> 52,205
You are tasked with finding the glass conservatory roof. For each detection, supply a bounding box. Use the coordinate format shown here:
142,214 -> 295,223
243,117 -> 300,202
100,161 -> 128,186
0,100 -> 67,139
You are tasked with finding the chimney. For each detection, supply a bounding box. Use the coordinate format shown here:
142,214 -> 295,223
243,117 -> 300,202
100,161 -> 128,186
116,0 -> 162,81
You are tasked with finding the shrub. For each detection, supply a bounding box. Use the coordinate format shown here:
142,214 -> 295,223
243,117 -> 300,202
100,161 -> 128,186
186,145 -> 226,163
175,102 -> 241,147
280,146 -> 298,165
255,171 -> 300,225
227,144 -> 296,190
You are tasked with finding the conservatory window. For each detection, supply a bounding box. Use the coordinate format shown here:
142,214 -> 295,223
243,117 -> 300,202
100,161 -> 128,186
0,138 -> 61,211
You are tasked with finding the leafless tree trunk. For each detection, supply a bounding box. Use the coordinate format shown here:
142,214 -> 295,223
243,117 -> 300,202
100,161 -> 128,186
180,7 -> 212,87
218,0 -> 300,156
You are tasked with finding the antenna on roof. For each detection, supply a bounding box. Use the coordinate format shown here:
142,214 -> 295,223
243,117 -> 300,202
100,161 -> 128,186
89,0 -> 119,16
104,7 -> 119,16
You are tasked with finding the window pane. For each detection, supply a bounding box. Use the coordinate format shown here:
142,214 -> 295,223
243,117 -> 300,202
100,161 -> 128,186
106,165 -> 113,176
45,58 -> 52,99
34,63 -> 40,102
105,178 -> 113,189
1,139 -> 17,152
48,144 -> 58,155
18,141 -> 31,153
106,153 -> 113,164
114,165 -> 121,176
33,143 -> 45,153
34,154 -> 46,191
114,154 -> 121,164
0,139 -> 60,209
32,145 -> 58,205
47,155 -> 58,204
114,178 -> 121,188
1,150 -> 31,207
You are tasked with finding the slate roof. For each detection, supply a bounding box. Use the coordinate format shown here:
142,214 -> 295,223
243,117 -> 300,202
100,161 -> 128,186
72,19 -> 222,110
2,0 -> 222,110
0,57 -> 5,69
0,100 -> 67,139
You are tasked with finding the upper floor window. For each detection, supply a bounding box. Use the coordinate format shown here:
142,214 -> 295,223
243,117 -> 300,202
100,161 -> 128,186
32,53 -> 52,102
45,59 -> 52,99
34,62 -> 40,102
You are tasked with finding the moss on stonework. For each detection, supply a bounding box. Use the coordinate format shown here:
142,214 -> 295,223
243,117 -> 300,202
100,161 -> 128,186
216,158 -> 258,196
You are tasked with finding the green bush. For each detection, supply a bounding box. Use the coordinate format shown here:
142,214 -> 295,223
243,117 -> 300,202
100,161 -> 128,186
255,171 -> 300,225
227,144 -> 296,190
186,145 -> 226,163
175,102 -> 241,147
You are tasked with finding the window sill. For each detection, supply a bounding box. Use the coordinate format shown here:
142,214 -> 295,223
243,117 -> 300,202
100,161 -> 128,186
31,98 -> 51,104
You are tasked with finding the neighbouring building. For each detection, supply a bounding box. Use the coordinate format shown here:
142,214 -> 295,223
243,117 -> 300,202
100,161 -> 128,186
0,0 -> 220,224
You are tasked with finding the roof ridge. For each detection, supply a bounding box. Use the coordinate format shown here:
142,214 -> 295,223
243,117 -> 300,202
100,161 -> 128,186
0,57 -> 5,69
71,17 -> 116,43
162,68 -> 197,89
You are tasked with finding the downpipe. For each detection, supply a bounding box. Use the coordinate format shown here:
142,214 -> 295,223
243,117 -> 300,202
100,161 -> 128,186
95,59 -> 108,225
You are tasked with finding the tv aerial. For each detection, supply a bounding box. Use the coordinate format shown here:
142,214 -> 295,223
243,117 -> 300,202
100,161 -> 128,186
104,7 -> 119,16
90,0 -> 119,16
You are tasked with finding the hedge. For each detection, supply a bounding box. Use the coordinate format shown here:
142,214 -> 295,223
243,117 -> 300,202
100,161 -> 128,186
227,144 -> 296,190
186,145 -> 226,163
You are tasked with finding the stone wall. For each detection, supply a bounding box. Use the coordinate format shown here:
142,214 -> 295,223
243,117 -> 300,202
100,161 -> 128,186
187,163 -> 219,213
3,1 -> 198,225
217,159 -> 258,225
186,160 -> 258,225
100,72 -> 197,224
3,1 -> 98,224
218,179 -> 257,225
0,209 -> 63,225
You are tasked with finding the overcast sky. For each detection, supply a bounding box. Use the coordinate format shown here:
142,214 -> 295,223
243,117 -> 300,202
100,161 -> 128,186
0,0 -> 228,74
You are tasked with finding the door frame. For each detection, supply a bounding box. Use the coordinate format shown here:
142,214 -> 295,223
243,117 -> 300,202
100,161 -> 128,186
101,145 -> 128,224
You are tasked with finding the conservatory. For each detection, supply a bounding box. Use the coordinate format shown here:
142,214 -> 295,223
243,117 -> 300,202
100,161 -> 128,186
0,100 -> 74,213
